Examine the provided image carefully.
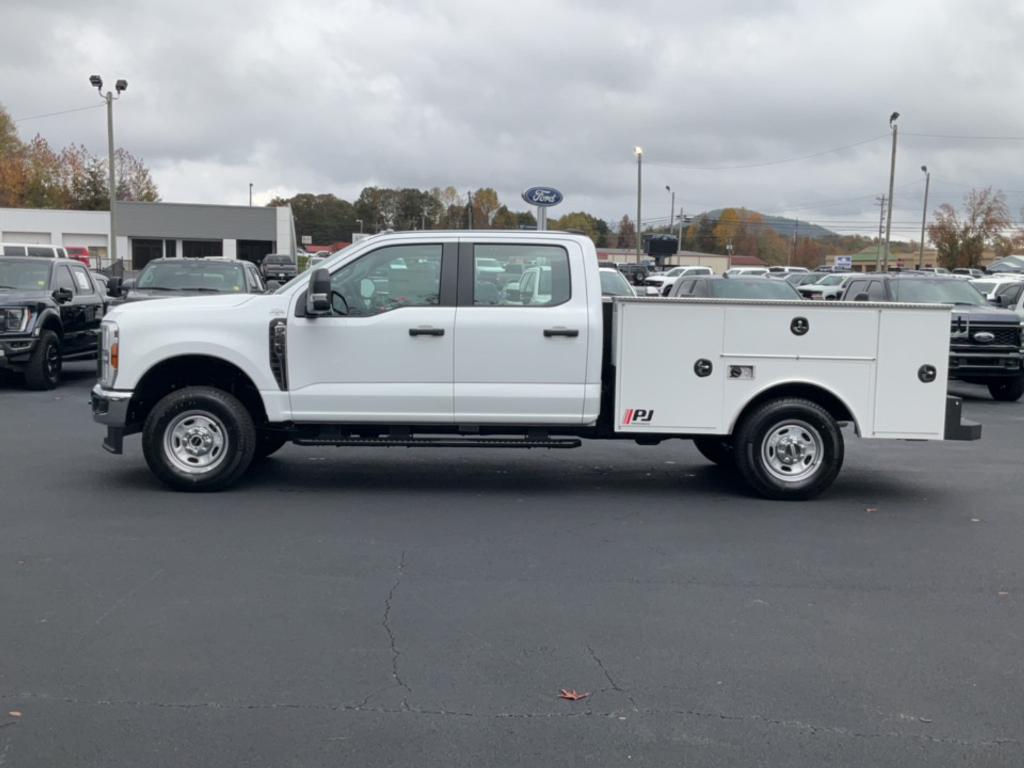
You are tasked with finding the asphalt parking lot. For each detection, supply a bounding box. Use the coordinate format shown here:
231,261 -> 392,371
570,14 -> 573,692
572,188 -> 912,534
1,362 -> 1022,767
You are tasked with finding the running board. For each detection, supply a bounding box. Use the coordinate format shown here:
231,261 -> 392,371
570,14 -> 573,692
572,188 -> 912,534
293,435 -> 581,449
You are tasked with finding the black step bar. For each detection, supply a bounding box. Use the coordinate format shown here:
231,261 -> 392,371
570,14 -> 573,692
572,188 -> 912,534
295,434 -> 581,449
944,396 -> 982,441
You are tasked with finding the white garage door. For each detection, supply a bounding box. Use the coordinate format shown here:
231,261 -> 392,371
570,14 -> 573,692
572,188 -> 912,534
2,231 -> 51,244
63,233 -> 108,248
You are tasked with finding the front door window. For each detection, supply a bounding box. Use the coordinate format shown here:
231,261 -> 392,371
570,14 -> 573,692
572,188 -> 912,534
330,244 -> 442,316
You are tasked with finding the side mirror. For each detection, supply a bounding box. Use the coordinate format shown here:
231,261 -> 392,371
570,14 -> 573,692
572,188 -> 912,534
305,268 -> 332,316
853,292 -> 870,302
106,277 -> 123,297
52,287 -> 74,304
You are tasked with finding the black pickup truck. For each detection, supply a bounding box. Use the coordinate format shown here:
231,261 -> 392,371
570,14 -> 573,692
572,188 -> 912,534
107,257 -> 269,304
840,274 -> 1024,401
0,256 -> 106,389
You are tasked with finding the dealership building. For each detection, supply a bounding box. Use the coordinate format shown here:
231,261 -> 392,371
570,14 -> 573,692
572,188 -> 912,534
0,202 -> 296,269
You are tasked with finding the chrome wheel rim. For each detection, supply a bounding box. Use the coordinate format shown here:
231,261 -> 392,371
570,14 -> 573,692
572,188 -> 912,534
760,420 -> 823,483
164,410 -> 229,475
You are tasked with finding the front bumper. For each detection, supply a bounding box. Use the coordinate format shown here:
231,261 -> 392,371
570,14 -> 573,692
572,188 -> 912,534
944,396 -> 982,441
0,336 -> 39,368
948,350 -> 1024,379
91,384 -> 134,454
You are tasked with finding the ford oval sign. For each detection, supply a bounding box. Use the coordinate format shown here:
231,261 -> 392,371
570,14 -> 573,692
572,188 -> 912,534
522,187 -> 563,207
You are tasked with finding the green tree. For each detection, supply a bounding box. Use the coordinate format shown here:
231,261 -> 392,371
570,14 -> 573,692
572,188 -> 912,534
550,210 -> 609,246
271,193 -> 357,243
616,215 -> 637,249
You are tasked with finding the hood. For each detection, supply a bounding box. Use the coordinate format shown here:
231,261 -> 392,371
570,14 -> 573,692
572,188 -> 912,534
0,288 -> 52,306
107,292 -> 256,321
951,306 -> 1021,324
119,288 -> 245,303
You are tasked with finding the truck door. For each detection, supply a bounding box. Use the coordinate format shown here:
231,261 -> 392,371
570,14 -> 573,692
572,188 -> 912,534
51,264 -> 88,355
286,242 -> 457,422
453,240 -> 590,424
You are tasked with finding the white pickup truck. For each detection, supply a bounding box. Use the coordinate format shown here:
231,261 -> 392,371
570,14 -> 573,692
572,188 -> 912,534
91,231 -> 980,500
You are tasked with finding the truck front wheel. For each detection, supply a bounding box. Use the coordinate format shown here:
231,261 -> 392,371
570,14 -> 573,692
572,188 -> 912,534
142,386 -> 256,491
987,376 -> 1024,402
733,398 -> 844,500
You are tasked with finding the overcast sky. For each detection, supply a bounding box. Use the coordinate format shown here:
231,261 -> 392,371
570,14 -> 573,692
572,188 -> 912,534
2,0 -> 1022,238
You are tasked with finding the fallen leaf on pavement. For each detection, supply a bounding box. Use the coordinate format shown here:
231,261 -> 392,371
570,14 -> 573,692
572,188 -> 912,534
8,711 -> 21,717
865,507 -> 878,513
559,689 -> 590,701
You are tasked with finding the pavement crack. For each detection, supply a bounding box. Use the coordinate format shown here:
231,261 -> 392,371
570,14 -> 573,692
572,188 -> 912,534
381,550 -> 411,703
586,644 -> 639,711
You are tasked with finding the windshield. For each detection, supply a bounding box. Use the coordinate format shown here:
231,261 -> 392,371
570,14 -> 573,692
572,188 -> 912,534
137,261 -> 246,292
710,280 -> 800,299
890,278 -> 988,305
599,270 -> 634,296
817,274 -> 846,286
264,255 -> 295,266
0,259 -> 51,290
665,267 -> 685,277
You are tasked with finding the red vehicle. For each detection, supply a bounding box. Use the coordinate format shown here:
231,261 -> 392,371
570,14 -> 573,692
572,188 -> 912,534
65,246 -> 91,267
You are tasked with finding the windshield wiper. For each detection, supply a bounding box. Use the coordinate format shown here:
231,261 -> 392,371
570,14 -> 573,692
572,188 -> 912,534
0,285 -> 17,289
141,286 -> 175,291
181,287 -> 223,293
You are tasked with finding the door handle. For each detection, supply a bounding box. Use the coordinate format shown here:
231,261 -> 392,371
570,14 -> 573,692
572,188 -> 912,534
409,327 -> 445,337
543,328 -> 580,338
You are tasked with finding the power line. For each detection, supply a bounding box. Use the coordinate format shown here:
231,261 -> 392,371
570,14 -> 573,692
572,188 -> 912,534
12,103 -> 104,123
903,132 -> 1024,141
643,134 -> 889,171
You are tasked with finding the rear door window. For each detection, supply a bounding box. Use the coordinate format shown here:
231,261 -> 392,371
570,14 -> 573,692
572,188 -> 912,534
472,244 -> 570,307
70,266 -> 94,294
55,265 -> 76,293
27,246 -> 53,257
867,280 -> 886,301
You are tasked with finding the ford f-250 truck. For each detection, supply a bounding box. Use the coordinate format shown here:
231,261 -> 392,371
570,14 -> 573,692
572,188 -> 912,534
91,232 -> 980,500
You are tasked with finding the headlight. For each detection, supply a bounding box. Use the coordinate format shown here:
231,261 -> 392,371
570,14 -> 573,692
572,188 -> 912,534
99,320 -> 120,388
1,307 -> 31,333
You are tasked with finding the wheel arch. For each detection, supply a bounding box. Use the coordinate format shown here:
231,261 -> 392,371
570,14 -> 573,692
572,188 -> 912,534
127,354 -> 269,428
729,381 -> 858,435
38,309 -> 63,338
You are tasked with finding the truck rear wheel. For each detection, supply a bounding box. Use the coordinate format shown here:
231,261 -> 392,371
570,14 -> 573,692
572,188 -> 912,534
142,386 -> 256,491
733,398 -> 844,500
693,437 -> 734,467
987,376 -> 1024,402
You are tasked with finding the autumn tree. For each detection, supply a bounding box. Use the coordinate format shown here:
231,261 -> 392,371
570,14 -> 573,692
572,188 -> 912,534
616,215 -> 637,249
550,211 -> 610,246
470,187 -> 501,227
927,187 -> 1011,269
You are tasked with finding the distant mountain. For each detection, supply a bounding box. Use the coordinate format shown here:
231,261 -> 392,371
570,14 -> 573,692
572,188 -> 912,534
698,209 -> 837,241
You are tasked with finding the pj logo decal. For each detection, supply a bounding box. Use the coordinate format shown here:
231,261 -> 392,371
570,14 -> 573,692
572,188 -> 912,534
622,408 -> 654,425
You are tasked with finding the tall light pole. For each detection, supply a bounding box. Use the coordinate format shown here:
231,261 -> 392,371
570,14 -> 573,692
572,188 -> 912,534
918,165 -> 930,269
665,185 -> 675,235
89,75 -> 127,268
249,183 -> 253,207
883,111 -> 899,271
635,147 -> 643,262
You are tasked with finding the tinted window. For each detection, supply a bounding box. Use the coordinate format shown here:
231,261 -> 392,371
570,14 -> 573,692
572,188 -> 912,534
599,270 -> 634,297
671,279 -> 695,296
472,244 -> 570,307
890,278 -> 987,305
867,280 -> 886,301
71,266 -> 94,294
138,261 -> 247,292
329,244 -> 442,316
27,246 -> 53,257
709,280 -> 801,299
55,265 -> 76,292
2,245 -> 27,256
845,280 -> 868,297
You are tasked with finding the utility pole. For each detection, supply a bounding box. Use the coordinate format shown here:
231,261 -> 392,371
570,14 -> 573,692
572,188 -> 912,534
248,183 -> 253,207
918,165 -> 930,269
790,219 -> 798,266
677,207 -> 685,253
883,112 -> 900,271
467,190 -> 473,229
89,75 -> 127,269
635,147 -> 643,262
665,185 -> 674,237
875,194 -> 887,272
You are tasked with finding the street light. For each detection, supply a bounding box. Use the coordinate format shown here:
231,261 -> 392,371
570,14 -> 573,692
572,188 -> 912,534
635,146 -> 643,262
918,165 -> 930,269
248,182 -> 253,207
89,74 -> 128,269
665,185 -> 675,236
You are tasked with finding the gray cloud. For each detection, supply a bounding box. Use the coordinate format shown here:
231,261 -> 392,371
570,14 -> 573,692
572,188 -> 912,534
2,0 -> 1022,237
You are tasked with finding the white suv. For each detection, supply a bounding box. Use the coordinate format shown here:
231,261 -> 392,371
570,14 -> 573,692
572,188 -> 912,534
643,265 -> 713,296
0,242 -> 69,258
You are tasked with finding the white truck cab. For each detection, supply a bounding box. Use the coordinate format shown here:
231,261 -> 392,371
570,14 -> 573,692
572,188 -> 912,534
92,231 -> 980,500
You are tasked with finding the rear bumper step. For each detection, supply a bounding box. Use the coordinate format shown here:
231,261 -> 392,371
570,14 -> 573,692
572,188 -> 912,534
294,436 -> 582,449
944,396 -> 982,441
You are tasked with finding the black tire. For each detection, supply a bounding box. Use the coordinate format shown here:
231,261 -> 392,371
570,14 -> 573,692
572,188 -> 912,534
733,398 -> 844,501
987,377 -> 1024,402
254,429 -> 289,460
23,330 -> 62,390
693,437 -> 735,467
142,386 -> 256,492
